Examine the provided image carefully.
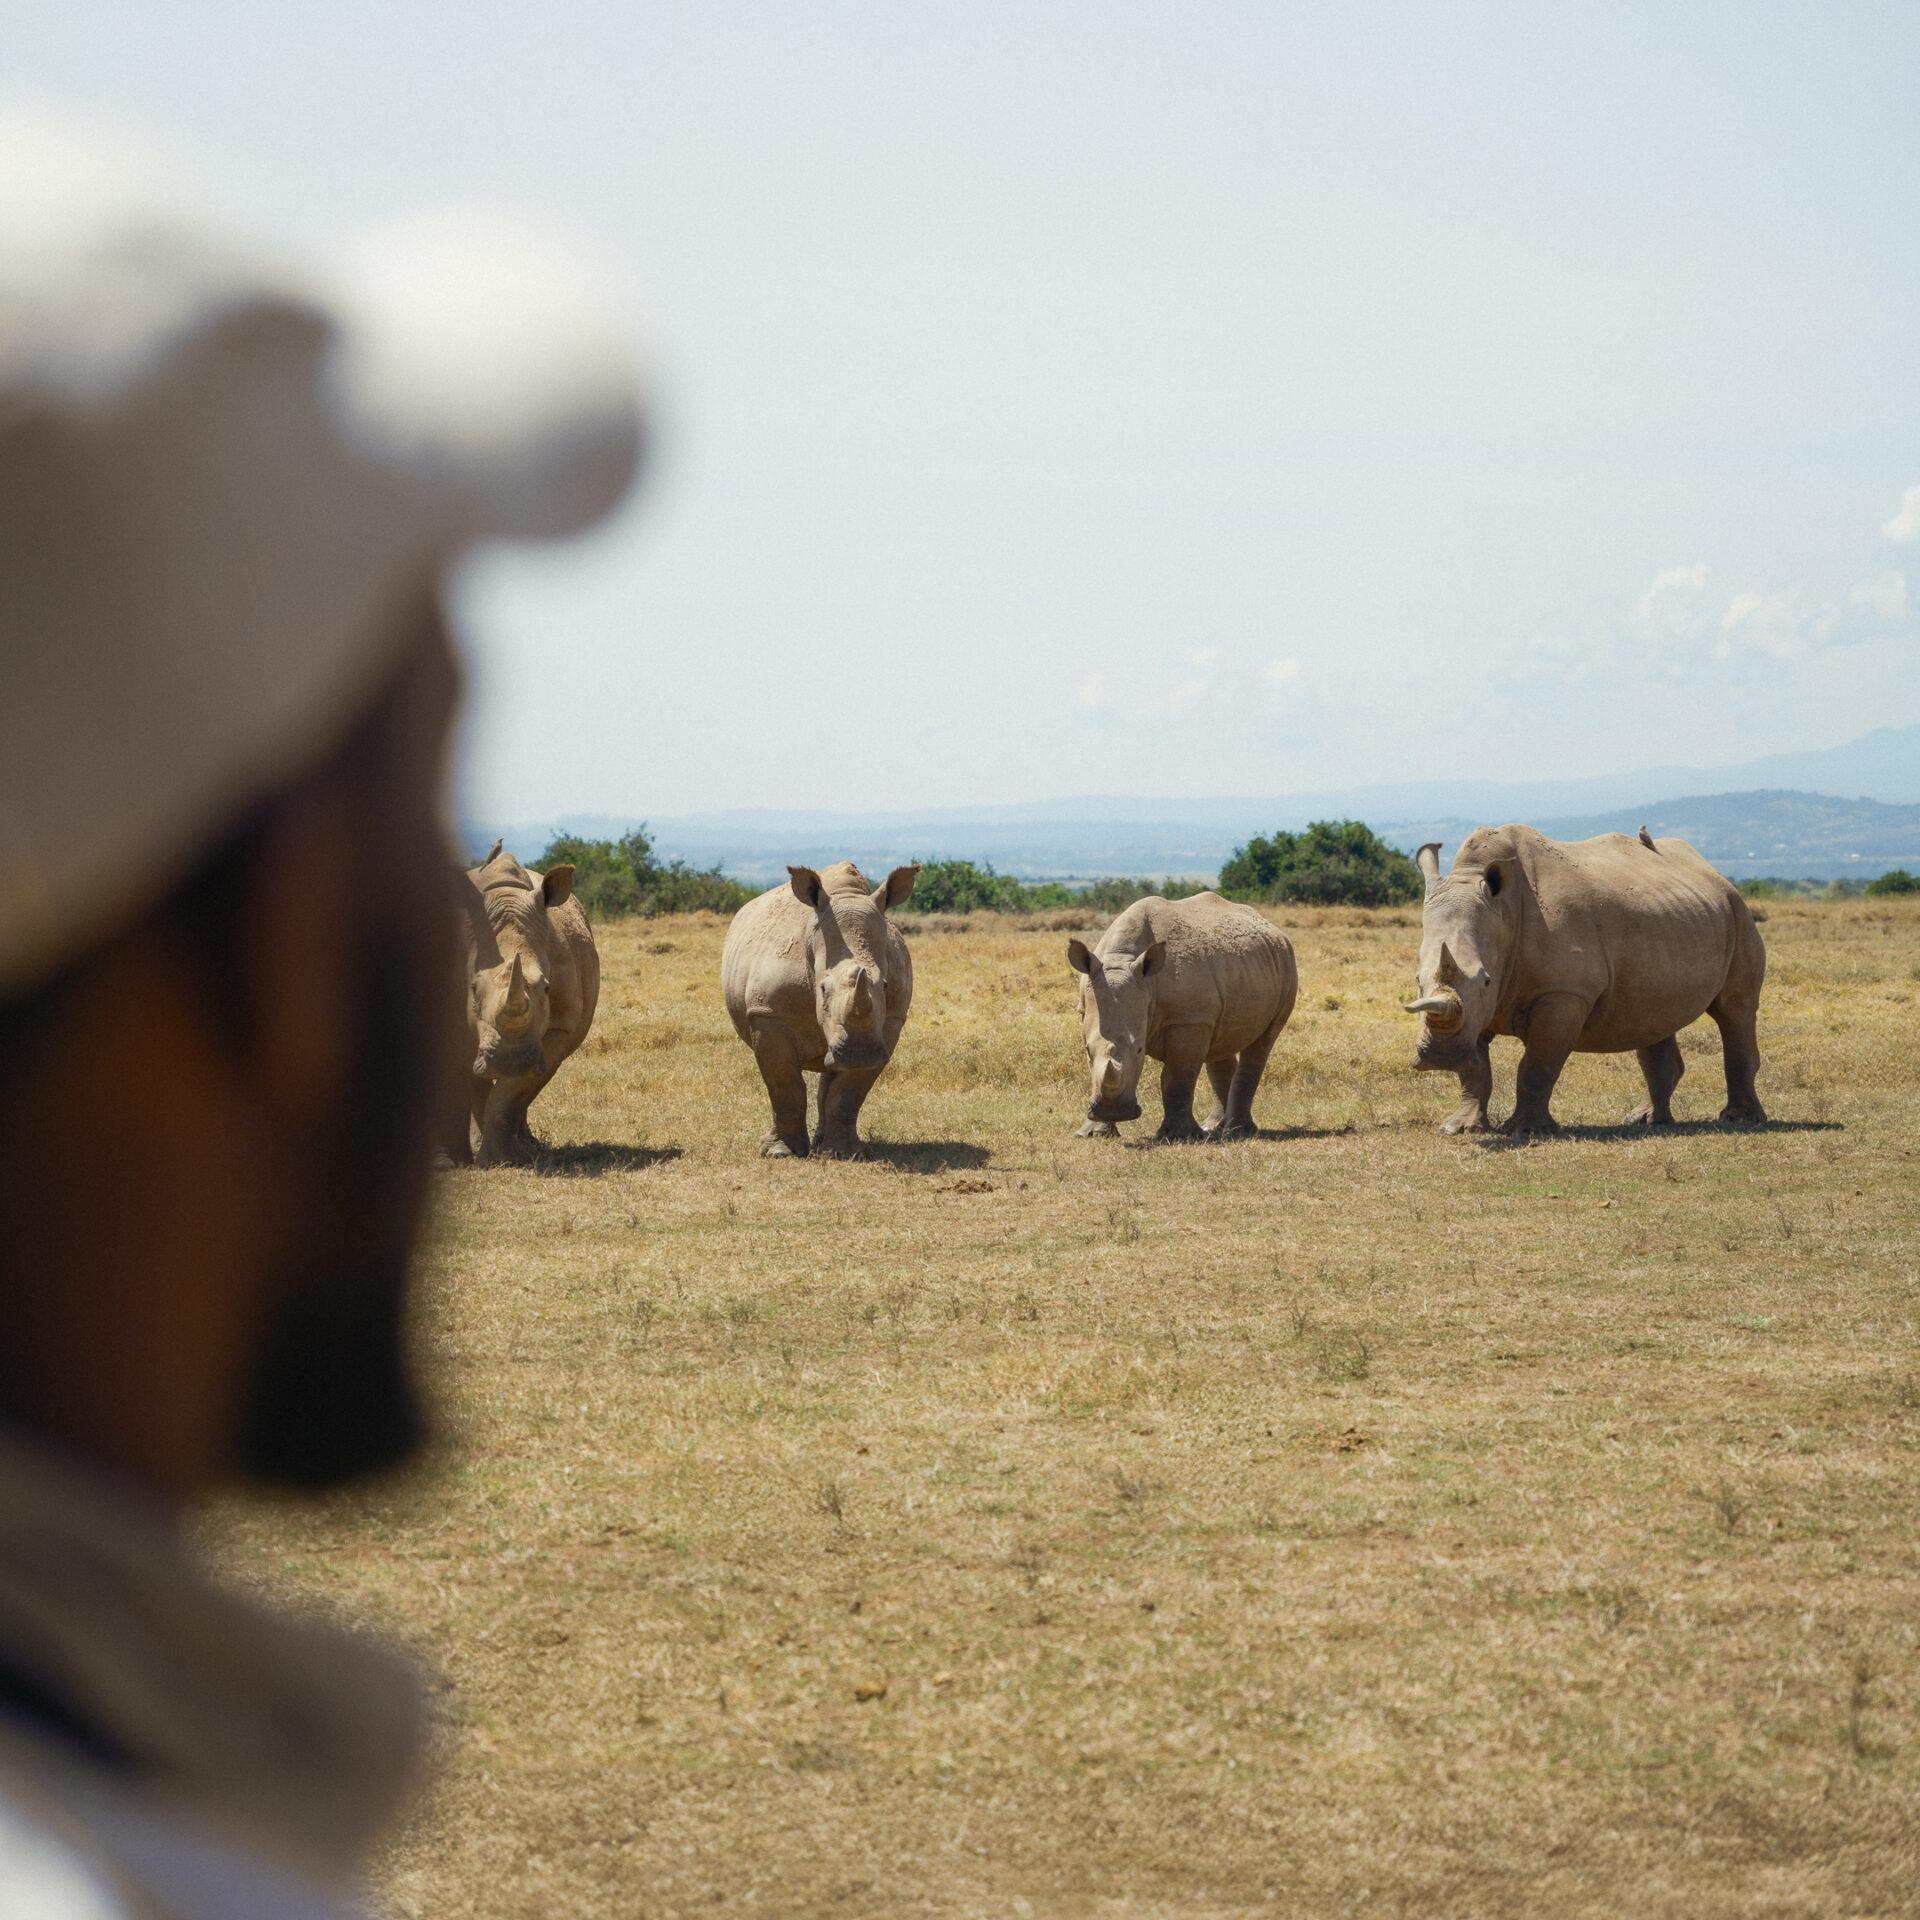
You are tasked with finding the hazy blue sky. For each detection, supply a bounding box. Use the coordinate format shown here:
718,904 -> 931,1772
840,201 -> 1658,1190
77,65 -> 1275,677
16,3 -> 1919,816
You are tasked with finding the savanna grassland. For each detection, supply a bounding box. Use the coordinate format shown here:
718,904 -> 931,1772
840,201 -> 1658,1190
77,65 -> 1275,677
215,898 -> 1920,1919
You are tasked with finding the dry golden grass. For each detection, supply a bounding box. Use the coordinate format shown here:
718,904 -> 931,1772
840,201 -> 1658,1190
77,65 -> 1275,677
215,898 -> 1920,1918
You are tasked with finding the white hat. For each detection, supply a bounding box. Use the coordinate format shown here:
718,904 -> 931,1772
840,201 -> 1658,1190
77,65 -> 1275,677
0,110 -> 646,998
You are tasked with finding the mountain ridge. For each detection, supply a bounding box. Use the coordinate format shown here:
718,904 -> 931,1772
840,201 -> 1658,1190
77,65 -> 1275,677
463,725 -> 1920,884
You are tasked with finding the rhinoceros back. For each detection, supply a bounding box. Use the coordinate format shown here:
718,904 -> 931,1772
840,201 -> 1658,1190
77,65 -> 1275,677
1097,892 -> 1296,1058
1499,826 -> 1762,1052
548,895 -> 600,1049
720,883 -> 817,1045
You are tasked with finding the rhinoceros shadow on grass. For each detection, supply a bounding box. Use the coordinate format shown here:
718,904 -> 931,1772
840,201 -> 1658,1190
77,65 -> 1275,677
527,1143 -> 685,1177
1114,1121 -> 1356,1150
1470,1117 -> 1839,1152
846,1139 -> 993,1173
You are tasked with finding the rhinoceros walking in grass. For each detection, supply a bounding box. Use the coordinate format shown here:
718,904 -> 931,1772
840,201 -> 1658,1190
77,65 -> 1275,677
452,841 -> 600,1166
1068,892 -> 1297,1142
1405,826 -> 1766,1136
721,860 -> 919,1158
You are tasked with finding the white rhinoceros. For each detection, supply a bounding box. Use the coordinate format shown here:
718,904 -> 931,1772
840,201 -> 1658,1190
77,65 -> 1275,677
1404,825 -> 1766,1136
1068,892 -> 1297,1141
720,860 -> 918,1158
450,842 -> 600,1166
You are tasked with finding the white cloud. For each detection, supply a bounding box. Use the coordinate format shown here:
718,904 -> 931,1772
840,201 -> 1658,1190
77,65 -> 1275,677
1626,564 -> 1713,673
1074,671 -> 1109,710
1712,569 -> 1913,663
1883,484 -> 1920,544
1163,645 -> 1220,713
1849,569 -> 1909,623
1718,590 -> 1817,661
1633,564 -> 1708,622
1261,656 -> 1301,691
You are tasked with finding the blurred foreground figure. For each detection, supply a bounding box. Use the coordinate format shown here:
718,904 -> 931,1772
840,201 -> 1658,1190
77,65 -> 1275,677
0,112 -> 643,1916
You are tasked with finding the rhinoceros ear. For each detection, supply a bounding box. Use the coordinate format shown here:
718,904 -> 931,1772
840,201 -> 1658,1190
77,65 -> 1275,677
1066,937 -> 1094,975
1415,842 -> 1443,890
788,865 -> 824,909
873,864 -> 919,912
540,864 -> 575,908
1138,939 -> 1168,979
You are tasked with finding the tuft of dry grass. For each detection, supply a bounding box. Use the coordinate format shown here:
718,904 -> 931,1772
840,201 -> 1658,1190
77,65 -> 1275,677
212,897 -> 1920,1919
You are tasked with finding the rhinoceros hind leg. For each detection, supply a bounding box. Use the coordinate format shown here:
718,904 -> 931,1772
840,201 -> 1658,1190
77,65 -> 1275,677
1439,1036 -> 1494,1135
813,1065 -> 879,1159
1503,995 -> 1582,1135
1200,1059 -> 1235,1136
1624,1035 -> 1684,1125
1708,995 -> 1766,1125
1075,1118 -> 1121,1139
1216,1021 -> 1283,1139
749,1017 -> 810,1159
1155,1026 -> 1210,1141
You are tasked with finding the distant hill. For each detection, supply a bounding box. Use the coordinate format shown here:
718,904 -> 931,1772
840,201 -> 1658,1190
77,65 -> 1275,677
463,722 -> 1920,884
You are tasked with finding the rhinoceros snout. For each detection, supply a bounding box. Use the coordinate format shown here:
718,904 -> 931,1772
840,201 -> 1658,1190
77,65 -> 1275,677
1412,1030 -> 1474,1073
826,1038 -> 889,1071
476,1036 -> 544,1081
1088,1098 -> 1143,1124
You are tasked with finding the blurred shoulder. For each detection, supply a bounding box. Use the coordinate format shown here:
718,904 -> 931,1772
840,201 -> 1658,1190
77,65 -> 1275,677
0,1787 -> 133,1920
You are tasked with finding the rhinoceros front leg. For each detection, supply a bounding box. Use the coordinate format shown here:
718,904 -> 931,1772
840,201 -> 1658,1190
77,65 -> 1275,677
513,1074 -> 556,1158
748,1017 -> 810,1158
473,1078 -> 540,1167
814,1065 -> 881,1160
1155,1025 -> 1211,1142
1623,1035 -> 1684,1126
1503,994 -> 1584,1136
1441,1036 -> 1494,1135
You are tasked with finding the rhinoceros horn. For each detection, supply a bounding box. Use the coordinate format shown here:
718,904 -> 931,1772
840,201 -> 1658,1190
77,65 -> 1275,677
1404,985 -> 1465,1031
850,971 -> 874,1020
501,951 -> 530,1027
1414,842 -> 1443,891
1403,941 -> 1466,1031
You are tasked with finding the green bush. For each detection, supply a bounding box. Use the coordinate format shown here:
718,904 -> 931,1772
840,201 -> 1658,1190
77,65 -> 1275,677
1865,868 -> 1919,896
533,828 -> 751,920
1071,874 -> 1208,913
905,859 -> 1206,915
909,859 -> 1045,914
1218,820 -> 1422,907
